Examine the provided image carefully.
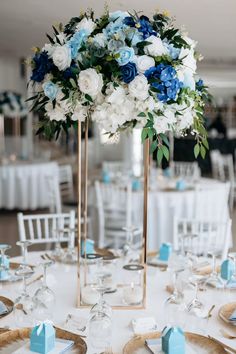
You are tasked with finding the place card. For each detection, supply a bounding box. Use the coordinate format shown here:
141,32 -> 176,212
12,339 -> 74,354
131,317 -> 158,334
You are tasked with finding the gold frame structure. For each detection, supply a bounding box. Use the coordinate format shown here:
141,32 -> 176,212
77,117 -> 149,309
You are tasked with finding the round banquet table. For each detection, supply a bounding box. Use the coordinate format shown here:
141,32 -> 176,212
0,161 -> 58,210
1,251 -> 235,354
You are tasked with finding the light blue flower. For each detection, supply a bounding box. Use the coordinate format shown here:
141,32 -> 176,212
166,43 -> 181,60
109,11 -> 129,21
42,81 -> 58,100
107,39 -> 125,52
127,29 -> 143,46
68,29 -> 88,59
104,18 -> 127,39
116,46 -> 135,66
183,70 -> 195,90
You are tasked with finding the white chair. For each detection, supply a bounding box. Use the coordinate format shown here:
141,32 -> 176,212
46,174 -> 62,214
59,165 -> 74,201
173,217 -> 232,260
17,210 -> 76,250
95,180 -> 142,248
171,161 -> 200,180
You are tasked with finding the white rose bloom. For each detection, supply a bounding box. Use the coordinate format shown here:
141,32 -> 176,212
153,110 -> 176,134
78,68 -> 103,98
52,45 -> 71,71
106,86 -> 126,105
179,48 -> 197,72
42,43 -> 54,57
46,105 -> 67,121
71,103 -> 88,121
93,33 -> 106,47
128,75 -> 149,101
175,109 -> 194,131
144,36 -> 168,57
136,55 -> 155,74
76,18 -> 96,35
183,35 -> 197,49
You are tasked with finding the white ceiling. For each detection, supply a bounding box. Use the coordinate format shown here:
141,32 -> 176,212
0,0 -> 236,60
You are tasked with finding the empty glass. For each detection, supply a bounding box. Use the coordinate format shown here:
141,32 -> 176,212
205,250 -> 224,288
33,261 -> 55,320
88,311 -> 112,353
122,226 -> 141,263
16,240 -> 32,271
62,228 -> 77,264
51,229 -> 64,260
13,266 -> 35,327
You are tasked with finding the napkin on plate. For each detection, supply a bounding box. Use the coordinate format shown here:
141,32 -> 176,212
229,309 -> 236,322
131,317 -> 158,335
0,301 -> 9,315
145,338 -> 197,354
12,338 -> 74,354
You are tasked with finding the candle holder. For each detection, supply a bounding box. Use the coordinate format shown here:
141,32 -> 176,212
122,264 -> 144,306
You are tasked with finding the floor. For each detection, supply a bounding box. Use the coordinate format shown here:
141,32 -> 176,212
0,208 -> 236,257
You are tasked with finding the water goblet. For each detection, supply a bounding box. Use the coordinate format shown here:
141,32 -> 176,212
62,228 -> 77,264
33,260 -> 55,320
51,229 -> 64,260
205,250 -> 224,288
16,240 -> 32,269
122,226 -> 141,263
88,311 -> 112,353
13,266 -> 35,327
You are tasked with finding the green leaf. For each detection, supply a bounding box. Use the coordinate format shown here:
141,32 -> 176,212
159,133 -> 169,147
69,78 -> 77,88
150,140 -> 158,154
147,129 -> 154,140
46,33 -> 54,44
147,112 -> 154,120
137,112 -> 146,117
141,129 -> 148,143
85,94 -> 93,103
202,138 -> 209,150
200,145 -> 206,159
161,145 -> 170,160
157,148 -> 163,165
194,144 -> 200,158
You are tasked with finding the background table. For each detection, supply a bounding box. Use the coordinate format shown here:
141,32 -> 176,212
0,161 -> 58,210
1,252 -> 235,354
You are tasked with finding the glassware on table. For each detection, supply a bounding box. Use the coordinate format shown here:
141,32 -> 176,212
33,260 -> 55,320
13,266 -> 35,327
186,274 -> 204,312
165,252 -> 186,305
16,240 -> 33,270
51,229 -> 64,260
205,250 -> 224,288
226,252 -> 236,294
122,226 -> 141,263
81,254 -> 103,305
122,264 -> 144,306
0,244 -> 11,281
61,228 -> 77,264
88,311 -> 112,353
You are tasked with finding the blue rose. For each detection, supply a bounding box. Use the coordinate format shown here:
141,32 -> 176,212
31,51 -> 53,83
42,81 -> 58,100
68,29 -> 88,59
160,65 -> 176,82
116,46 -> 135,66
63,63 -> 77,79
121,62 -> 137,83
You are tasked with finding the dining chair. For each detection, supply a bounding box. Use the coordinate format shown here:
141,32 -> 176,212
173,217 -> 232,260
171,161 -> 201,180
17,210 -> 76,250
58,164 -> 74,201
95,180 -> 142,248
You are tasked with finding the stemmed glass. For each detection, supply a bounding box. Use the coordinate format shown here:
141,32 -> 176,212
227,252 -> 236,290
122,226 -> 140,263
0,244 -> 11,280
51,229 -> 64,260
16,240 -> 32,269
33,261 -> 55,320
62,228 -> 77,264
205,250 -> 224,288
165,253 -> 185,305
13,266 -> 35,327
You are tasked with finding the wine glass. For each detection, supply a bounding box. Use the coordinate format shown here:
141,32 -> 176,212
13,266 -> 35,327
187,274 -> 204,312
0,244 -> 11,280
165,252 -> 186,305
51,229 -> 64,260
16,240 -> 32,270
88,311 -> 112,353
62,228 -> 77,264
33,261 -> 55,320
122,226 -> 141,263
205,250 -> 224,288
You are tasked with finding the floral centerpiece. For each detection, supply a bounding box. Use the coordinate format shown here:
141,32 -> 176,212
0,91 -> 28,118
28,8 -> 209,162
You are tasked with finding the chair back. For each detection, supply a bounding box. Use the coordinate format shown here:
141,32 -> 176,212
171,161 -> 200,180
59,165 -> 74,200
17,210 -> 76,249
45,175 -> 62,213
173,217 -> 232,260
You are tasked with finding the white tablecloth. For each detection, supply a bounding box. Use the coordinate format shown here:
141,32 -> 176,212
1,252 -> 235,354
0,162 -> 58,210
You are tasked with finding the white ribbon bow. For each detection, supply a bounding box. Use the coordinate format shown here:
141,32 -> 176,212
36,320 -> 54,336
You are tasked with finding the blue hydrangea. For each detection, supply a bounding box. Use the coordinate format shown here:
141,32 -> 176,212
138,16 -> 157,39
104,18 -> 128,39
121,62 -> 138,83
31,52 -> 53,82
68,29 -> 88,59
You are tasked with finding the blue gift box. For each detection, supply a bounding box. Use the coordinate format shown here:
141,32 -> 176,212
221,259 -> 235,281
30,322 -> 55,354
102,171 -> 111,184
176,180 -> 186,191
159,243 -> 172,261
132,179 -> 141,191
0,255 -> 10,280
163,168 -> 172,178
162,326 -> 185,354
81,238 -> 95,256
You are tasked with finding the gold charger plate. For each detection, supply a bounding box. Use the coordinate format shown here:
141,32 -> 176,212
219,302 -> 236,327
0,327 -> 87,353
123,332 -> 227,354
0,296 -> 13,319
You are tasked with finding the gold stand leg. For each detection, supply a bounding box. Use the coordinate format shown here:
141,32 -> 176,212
77,120 -> 82,306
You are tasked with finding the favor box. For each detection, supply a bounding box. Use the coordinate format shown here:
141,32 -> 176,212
176,180 -> 186,191
0,255 -> 10,280
81,238 -> 95,256
132,179 -> 141,191
162,326 -> 185,354
221,259 -> 235,281
30,323 -> 55,354
159,243 -> 172,261
163,167 -> 172,178
102,171 -> 111,184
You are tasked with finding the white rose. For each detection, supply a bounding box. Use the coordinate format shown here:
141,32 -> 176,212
46,105 -> 66,121
136,55 -> 155,74
106,87 -> 126,105
175,109 -> 193,131
179,48 -> 197,72
93,33 -> 106,47
153,110 -> 176,134
71,103 -> 88,121
76,18 -> 96,35
78,68 -> 103,98
42,43 -> 54,57
128,75 -> 149,101
144,36 -> 168,57
52,45 -> 71,71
